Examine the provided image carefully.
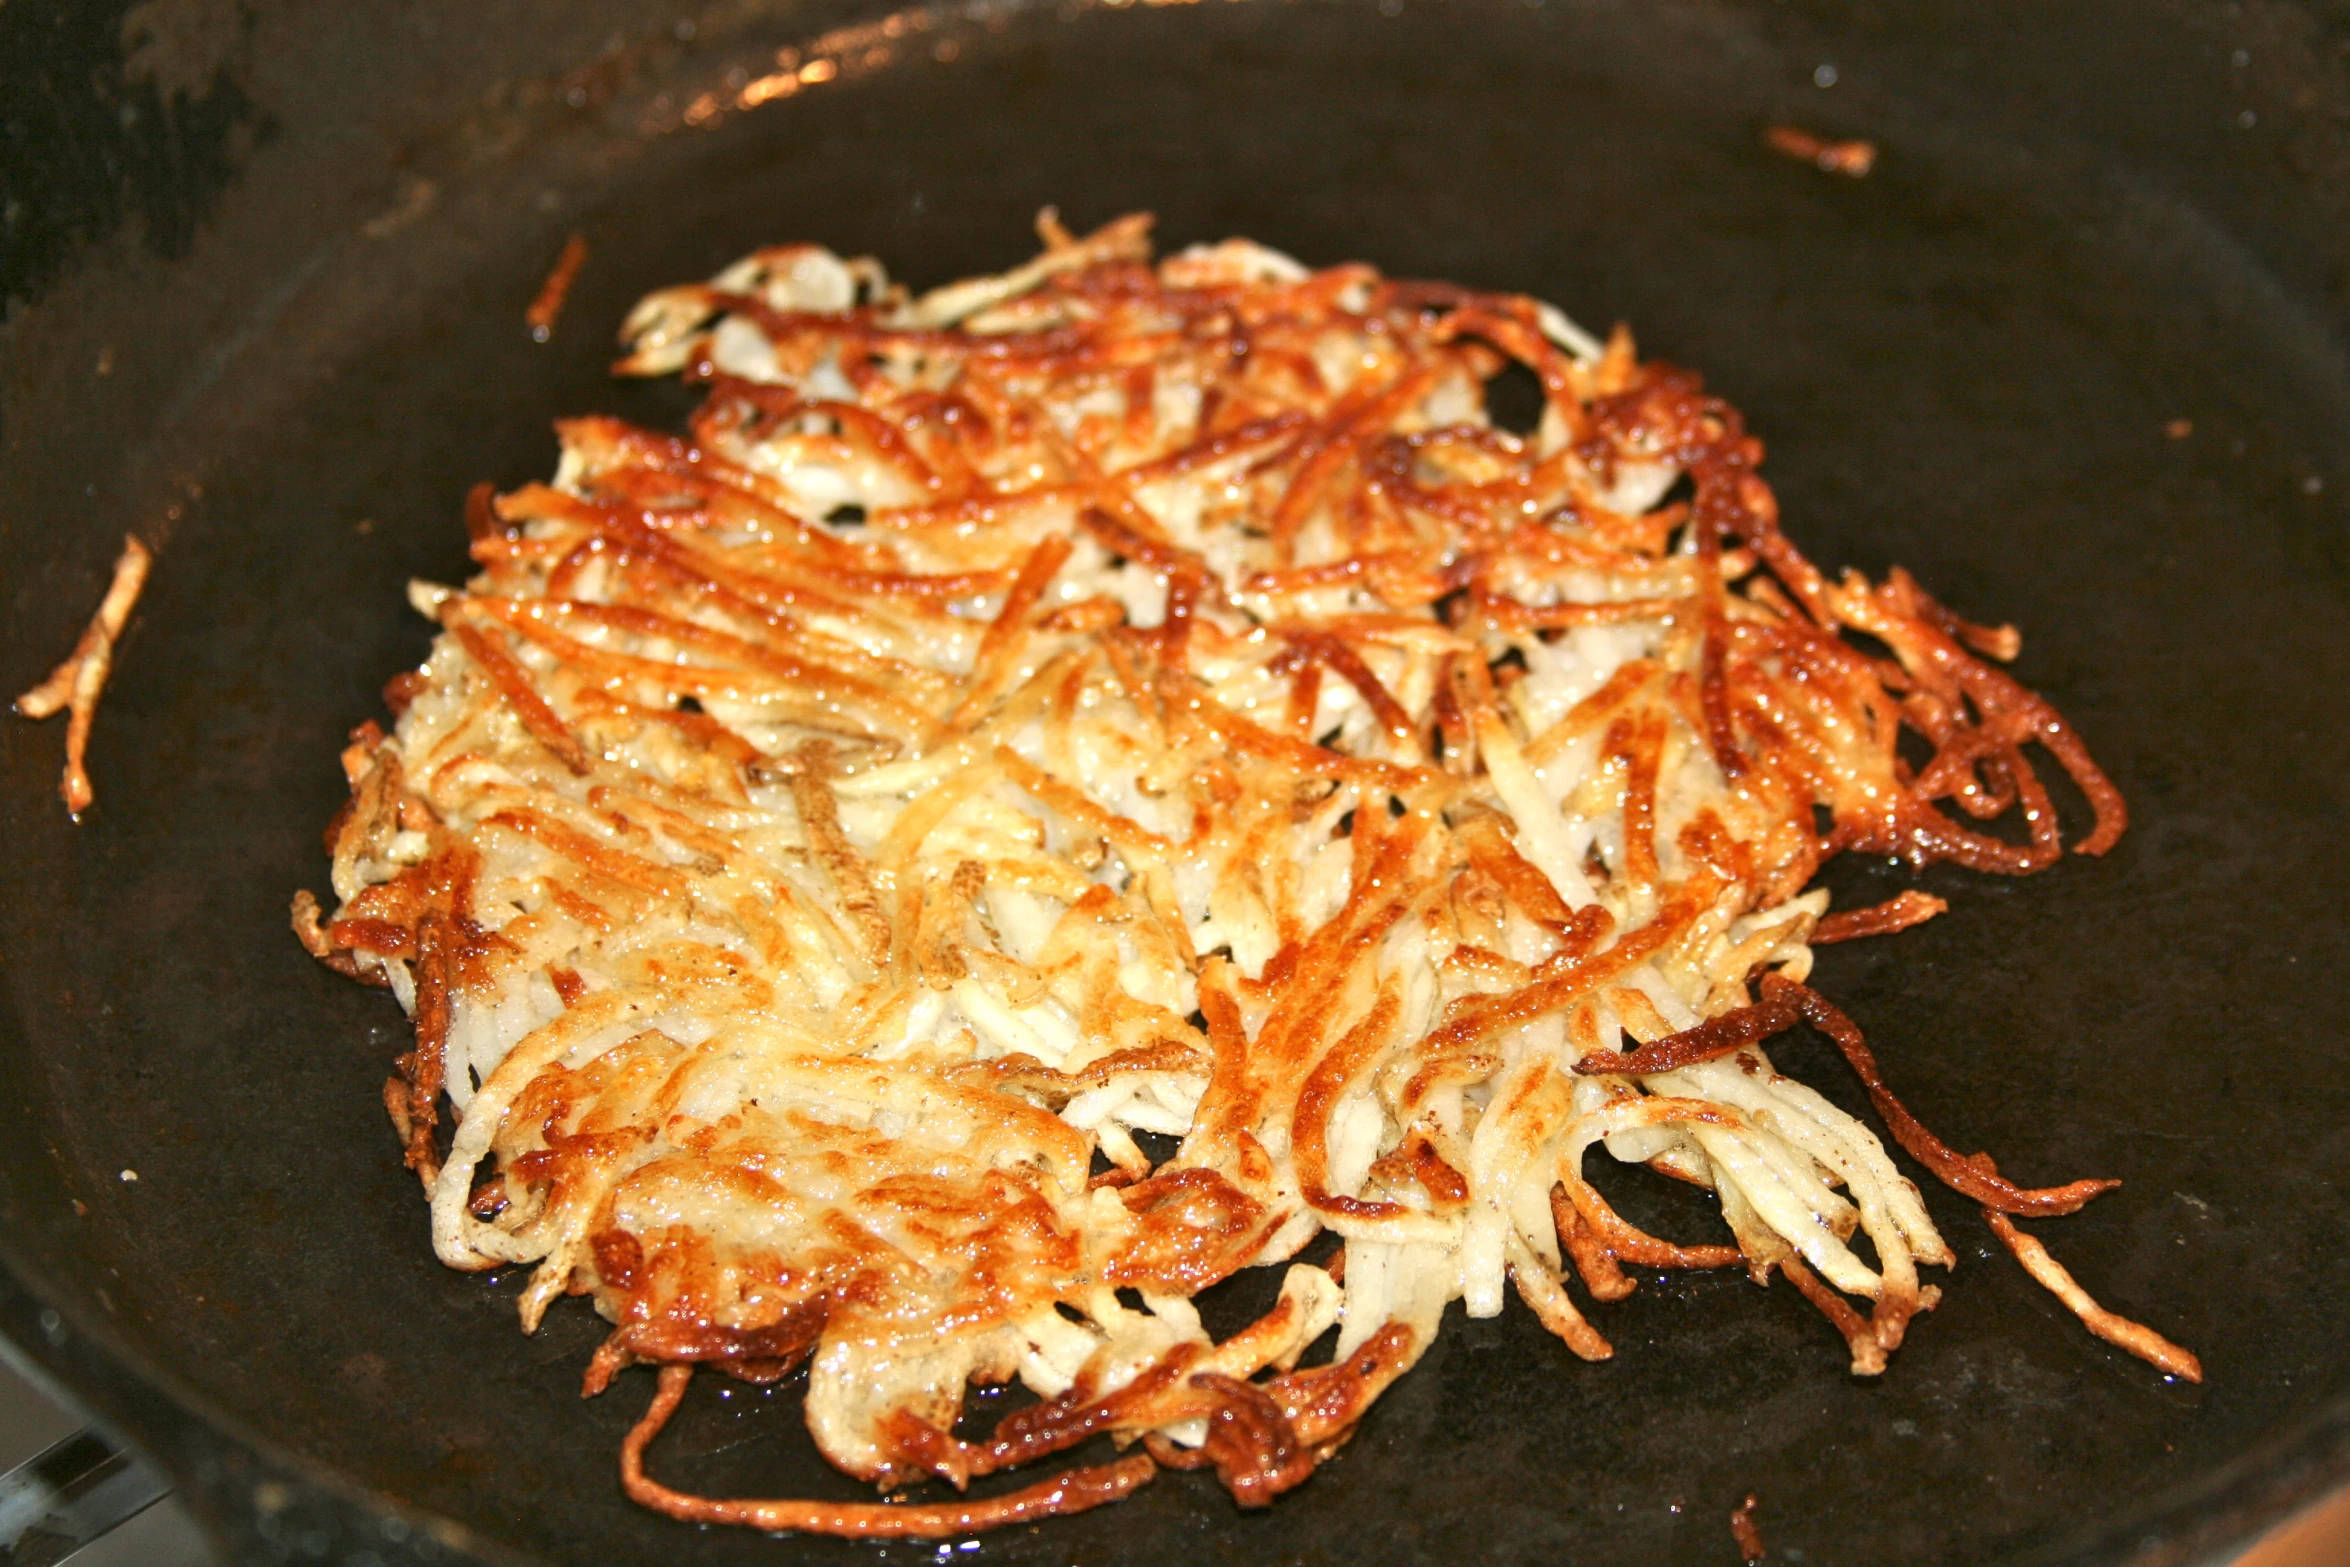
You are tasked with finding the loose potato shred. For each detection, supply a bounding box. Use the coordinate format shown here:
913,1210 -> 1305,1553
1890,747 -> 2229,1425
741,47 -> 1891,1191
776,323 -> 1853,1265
15,534 -> 152,816
300,213 -> 2181,1537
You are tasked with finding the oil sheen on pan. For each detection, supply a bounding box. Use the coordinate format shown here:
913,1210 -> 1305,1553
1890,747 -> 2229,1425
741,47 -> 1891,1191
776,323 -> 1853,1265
292,212 -> 2195,1540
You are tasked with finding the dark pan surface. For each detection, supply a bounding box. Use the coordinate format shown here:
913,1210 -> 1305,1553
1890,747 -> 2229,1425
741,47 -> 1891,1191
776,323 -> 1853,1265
5,2 -> 2350,1563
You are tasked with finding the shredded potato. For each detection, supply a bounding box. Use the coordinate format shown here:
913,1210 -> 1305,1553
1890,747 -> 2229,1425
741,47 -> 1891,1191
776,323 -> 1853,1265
300,212 -> 2183,1536
16,534 -> 152,815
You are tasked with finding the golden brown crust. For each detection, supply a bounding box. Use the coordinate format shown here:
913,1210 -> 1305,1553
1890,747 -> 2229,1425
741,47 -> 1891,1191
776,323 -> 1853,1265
296,215 -> 2169,1539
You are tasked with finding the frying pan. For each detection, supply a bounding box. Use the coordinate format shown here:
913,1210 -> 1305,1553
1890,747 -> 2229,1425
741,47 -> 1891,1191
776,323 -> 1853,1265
5,1 -> 2349,1562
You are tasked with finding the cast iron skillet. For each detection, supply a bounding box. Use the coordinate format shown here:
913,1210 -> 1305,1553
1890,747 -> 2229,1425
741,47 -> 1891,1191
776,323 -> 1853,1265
5,1 -> 2350,1562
